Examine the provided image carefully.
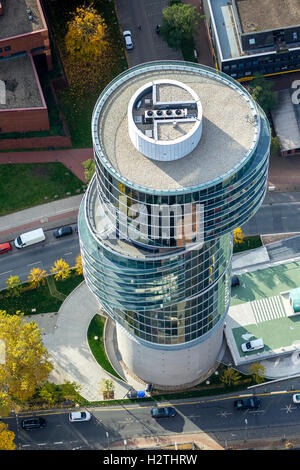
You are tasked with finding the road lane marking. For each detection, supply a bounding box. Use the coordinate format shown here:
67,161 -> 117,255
0,270 -> 12,276
37,443 -> 47,446
64,252 -> 73,256
54,441 -> 64,444
27,261 -> 42,266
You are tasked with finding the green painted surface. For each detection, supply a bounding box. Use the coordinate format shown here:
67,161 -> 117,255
230,260 -> 300,306
233,316 -> 300,357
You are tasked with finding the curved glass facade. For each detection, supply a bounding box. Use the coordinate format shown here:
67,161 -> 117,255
79,61 -> 270,351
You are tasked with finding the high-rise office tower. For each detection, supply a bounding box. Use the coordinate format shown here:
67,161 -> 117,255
78,61 -> 270,388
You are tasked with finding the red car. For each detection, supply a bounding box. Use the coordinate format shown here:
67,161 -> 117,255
0,242 -> 12,254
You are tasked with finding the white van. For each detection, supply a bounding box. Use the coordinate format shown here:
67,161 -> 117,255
14,228 -> 45,249
241,338 -> 264,353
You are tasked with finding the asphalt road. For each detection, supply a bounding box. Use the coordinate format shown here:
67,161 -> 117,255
4,386 -> 300,450
0,224 -> 80,290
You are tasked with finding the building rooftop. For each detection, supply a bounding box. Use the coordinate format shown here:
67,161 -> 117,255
96,65 -> 258,191
236,0 -> 300,33
0,0 -> 45,41
271,89 -> 300,152
226,259 -> 300,366
0,54 -> 44,109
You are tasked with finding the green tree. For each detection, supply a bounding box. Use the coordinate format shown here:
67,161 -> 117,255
82,158 -> 95,184
39,382 -> 62,405
250,74 -> 277,113
160,2 -> 199,50
248,362 -> 265,384
220,367 -> 241,386
270,136 -> 280,156
60,381 -> 81,401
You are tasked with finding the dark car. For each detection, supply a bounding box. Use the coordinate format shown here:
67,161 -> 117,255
21,417 -> 46,430
0,242 -> 12,254
231,275 -> 240,287
151,406 -> 176,418
234,397 -> 261,410
53,226 -> 73,238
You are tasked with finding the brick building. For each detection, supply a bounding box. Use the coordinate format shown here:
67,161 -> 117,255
0,0 -> 52,134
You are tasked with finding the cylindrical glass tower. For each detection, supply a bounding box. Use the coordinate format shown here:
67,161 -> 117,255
79,61 -> 270,388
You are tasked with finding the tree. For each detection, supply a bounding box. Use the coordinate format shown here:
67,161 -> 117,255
99,378 -> 115,399
39,382 -> 62,405
250,74 -> 277,113
27,267 -> 47,289
5,275 -> 22,297
65,4 -> 108,63
82,158 -> 95,184
160,2 -> 199,49
60,381 -> 81,401
0,311 -> 52,403
248,362 -> 265,384
233,227 -> 245,245
220,367 -> 241,386
0,421 -> 16,450
270,136 -> 280,156
75,254 -> 83,276
50,259 -> 71,281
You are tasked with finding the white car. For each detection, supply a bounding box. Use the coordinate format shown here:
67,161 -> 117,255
293,393 -> 300,404
69,411 -> 91,422
241,338 -> 264,353
123,30 -> 133,50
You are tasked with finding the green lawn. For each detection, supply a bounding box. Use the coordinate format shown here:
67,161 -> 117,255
0,162 -> 84,216
233,235 -> 262,254
0,272 -> 84,315
87,314 -> 124,381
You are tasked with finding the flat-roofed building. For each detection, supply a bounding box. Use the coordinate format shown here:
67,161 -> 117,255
0,0 -> 52,70
204,0 -> 300,81
0,54 -> 49,133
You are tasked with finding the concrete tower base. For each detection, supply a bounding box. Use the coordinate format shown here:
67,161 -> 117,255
116,322 -> 225,389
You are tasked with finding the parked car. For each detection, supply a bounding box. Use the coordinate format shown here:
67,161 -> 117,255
293,393 -> 300,404
241,338 -> 264,353
123,30 -> 133,50
69,411 -> 91,422
231,275 -> 240,287
0,242 -> 12,254
53,226 -> 73,238
14,228 -> 45,249
234,397 -> 261,410
21,417 -> 46,430
151,407 -> 176,418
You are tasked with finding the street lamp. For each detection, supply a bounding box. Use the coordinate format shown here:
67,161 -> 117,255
244,418 -> 248,442
106,431 -> 109,449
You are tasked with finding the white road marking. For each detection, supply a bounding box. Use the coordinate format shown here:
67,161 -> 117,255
64,252 -> 73,256
0,270 -> 13,276
217,411 -> 232,418
281,404 -> 296,413
37,443 -> 47,446
54,441 -> 64,444
27,261 -> 42,266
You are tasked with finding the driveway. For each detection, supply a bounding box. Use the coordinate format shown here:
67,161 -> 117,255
115,0 -> 182,66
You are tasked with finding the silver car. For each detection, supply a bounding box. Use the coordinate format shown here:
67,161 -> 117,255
123,30 -> 133,50
69,411 -> 91,422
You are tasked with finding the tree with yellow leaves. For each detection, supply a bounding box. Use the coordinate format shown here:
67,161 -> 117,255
75,254 -> 83,276
0,310 -> 53,403
233,227 -> 245,245
0,421 -> 16,450
27,267 -> 47,289
50,259 -> 71,281
65,4 -> 108,63
5,275 -> 22,297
